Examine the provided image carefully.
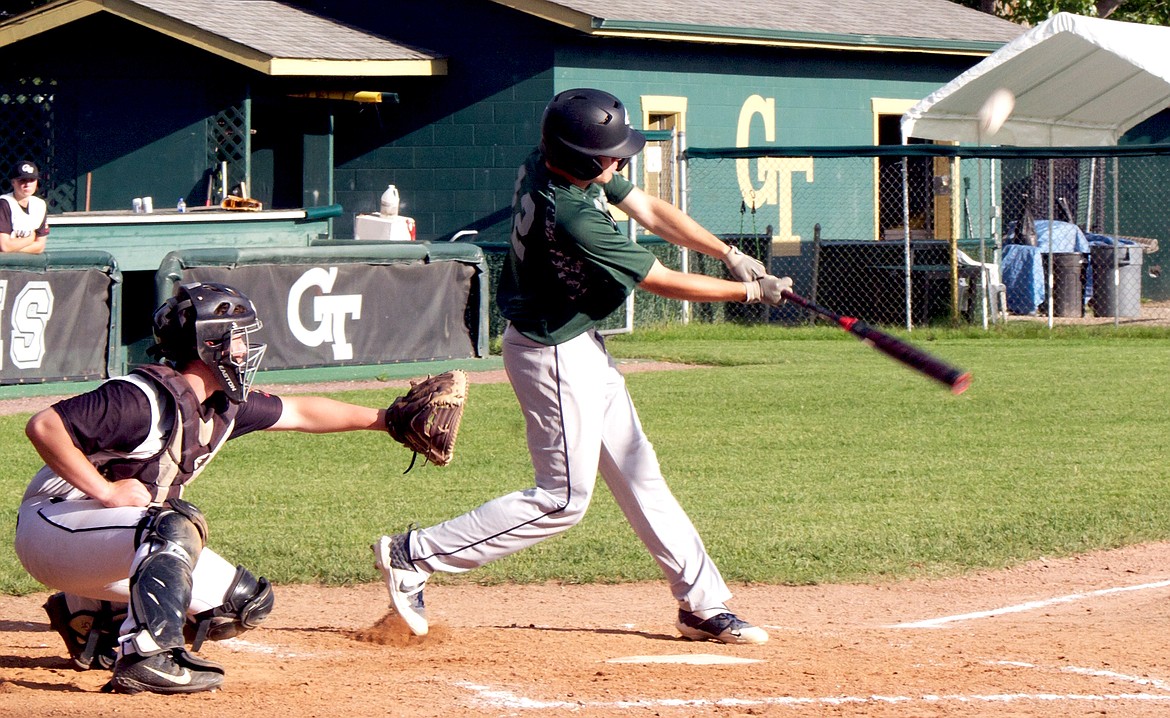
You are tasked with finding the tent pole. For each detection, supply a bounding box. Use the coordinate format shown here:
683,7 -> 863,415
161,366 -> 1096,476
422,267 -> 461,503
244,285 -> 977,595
1053,160 -> 1062,329
1113,156 -> 1121,327
978,154 -> 988,330
902,156 -> 912,331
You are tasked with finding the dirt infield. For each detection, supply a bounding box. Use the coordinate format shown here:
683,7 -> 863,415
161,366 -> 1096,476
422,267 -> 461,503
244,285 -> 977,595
2,541 -> 1169,717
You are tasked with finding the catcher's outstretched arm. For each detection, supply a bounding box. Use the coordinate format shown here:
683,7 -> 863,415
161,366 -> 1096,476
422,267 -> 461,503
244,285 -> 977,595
269,395 -> 383,433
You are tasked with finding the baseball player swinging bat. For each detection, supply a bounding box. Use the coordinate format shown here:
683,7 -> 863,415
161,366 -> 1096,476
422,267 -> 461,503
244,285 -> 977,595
781,290 -> 972,395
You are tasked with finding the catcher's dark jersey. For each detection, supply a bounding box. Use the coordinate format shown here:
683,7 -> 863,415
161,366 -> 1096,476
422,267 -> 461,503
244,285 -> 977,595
52,379 -> 282,457
497,149 -> 656,346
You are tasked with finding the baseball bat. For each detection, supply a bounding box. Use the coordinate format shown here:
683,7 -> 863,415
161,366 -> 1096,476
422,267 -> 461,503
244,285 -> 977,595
781,290 -> 972,395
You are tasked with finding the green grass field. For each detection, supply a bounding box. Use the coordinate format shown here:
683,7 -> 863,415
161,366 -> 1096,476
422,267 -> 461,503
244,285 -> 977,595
2,323 -> 1168,595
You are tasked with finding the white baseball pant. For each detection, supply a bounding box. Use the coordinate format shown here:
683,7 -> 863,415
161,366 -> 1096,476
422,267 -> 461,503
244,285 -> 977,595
16,494 -> 241,614
409,324 -> 733,612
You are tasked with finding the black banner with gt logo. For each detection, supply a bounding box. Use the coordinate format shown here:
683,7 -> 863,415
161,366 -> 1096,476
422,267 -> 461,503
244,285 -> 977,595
179,261 -> 479,369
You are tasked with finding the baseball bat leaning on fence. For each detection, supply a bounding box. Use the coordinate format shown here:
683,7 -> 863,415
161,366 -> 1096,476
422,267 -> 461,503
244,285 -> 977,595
781,290 -> 972,395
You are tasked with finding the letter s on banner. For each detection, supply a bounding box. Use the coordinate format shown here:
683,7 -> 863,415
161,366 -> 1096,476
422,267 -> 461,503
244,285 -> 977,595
11,281 -> 54,370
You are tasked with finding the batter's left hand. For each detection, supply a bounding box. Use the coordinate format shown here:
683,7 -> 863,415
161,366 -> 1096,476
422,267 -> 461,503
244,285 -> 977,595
722,246 -> 767,282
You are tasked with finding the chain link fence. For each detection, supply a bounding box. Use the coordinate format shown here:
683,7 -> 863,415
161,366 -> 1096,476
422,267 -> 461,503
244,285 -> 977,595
683,145 -> 1170,330
472,144 -> 1170,341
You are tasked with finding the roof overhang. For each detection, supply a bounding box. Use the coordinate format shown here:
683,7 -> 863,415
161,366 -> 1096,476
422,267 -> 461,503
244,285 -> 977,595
490,0 -> 1002,57
0,0 -> 447,77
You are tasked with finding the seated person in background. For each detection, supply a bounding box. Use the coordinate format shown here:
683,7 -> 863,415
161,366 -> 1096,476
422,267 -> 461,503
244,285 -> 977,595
1,160 -> 48,254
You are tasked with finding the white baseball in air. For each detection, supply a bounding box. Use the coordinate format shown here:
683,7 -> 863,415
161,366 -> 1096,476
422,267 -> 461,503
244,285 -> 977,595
977,88 -> 1015,137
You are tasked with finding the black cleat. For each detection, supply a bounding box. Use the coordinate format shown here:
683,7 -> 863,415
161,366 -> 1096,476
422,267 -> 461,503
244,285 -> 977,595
42,592 -> 119,671
107,648 -> 224,695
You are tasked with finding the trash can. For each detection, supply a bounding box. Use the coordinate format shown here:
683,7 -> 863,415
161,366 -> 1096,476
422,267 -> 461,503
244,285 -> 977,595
1089,244 -> 1143,318
1042,252 -> 1086,317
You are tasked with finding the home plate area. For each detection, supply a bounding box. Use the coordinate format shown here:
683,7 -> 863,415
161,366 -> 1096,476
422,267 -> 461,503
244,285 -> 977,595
2,543 -> 1170,717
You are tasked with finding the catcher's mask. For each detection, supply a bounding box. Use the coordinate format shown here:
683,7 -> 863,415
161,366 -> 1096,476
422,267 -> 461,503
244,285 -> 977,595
149,282 -> 267,403
539,88 -> 646,181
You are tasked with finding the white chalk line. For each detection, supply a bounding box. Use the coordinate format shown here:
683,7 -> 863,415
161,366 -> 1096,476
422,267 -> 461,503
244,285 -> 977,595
992,660 -> 1170,694
217,636 -> 317,659
887,578 -> 1170,628
456,681 -> 1170,710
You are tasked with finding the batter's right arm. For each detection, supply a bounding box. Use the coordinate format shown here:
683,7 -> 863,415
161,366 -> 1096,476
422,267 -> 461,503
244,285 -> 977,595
25,408 -> 151,507
638,260 -> 752,303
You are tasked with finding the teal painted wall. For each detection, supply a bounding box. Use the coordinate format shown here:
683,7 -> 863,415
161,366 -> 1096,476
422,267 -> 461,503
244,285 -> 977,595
311,1 -> 989,244
2,0 -> 1007,248
553,42 -> 977,243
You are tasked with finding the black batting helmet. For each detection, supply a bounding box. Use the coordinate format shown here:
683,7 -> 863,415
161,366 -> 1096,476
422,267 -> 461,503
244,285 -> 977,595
149,282 -> 267,403
540,88 -> 646,181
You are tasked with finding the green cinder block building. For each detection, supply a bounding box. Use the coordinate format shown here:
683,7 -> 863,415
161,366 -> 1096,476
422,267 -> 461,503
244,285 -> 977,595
0,0 -> 1024,243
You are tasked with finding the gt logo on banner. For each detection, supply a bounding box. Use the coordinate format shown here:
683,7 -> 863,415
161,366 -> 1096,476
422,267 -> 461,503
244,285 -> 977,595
287,267 -> 363,360
0,279 -> 54,370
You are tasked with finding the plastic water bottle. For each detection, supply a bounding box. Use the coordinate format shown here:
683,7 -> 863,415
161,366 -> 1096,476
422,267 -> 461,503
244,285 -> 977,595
177,198 -> 187,213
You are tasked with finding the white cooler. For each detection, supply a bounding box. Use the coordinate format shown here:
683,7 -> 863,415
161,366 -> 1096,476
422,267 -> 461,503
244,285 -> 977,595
354,213 -> 416,241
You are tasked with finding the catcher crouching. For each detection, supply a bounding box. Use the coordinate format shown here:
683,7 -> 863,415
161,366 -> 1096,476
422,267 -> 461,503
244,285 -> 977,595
15,282 -> 467,694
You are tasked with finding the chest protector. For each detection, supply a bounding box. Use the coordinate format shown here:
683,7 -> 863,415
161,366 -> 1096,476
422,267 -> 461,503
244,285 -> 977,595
98,365 -> 239,503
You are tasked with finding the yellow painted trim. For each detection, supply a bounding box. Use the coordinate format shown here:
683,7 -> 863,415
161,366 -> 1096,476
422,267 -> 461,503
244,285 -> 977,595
268,58 -> 447,77
0,0 -> 101,47
870,97 -> 918,118
0,0 -> 446,77
870,98 -> 920,240
488,0 -> 596,31
629,95 -> 689,216
639,95 -> 688,133
593,30 -> 991,57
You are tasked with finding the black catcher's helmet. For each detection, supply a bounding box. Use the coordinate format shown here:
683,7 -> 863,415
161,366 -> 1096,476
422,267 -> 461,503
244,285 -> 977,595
149,282 -> 267,403
540,88 -> 646,181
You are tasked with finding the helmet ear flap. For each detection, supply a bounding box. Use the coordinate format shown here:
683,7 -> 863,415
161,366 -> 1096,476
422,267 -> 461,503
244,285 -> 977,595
148,295 -> 197,363
539,138 -> 605,181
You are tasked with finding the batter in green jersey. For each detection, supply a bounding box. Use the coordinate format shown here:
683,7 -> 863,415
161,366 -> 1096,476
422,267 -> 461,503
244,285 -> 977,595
497,149 -> 654,344
375,88 -> 792,645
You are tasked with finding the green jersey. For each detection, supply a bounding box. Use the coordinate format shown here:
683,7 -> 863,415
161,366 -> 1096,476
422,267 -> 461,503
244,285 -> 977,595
497,150 -> 656,345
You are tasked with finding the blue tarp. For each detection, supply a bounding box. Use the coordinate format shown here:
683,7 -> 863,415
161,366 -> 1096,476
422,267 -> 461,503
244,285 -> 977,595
1001,222 -> 1139,314
1002,221 -> 1088,314
1002,244 -> 1047,314
1034,220 -> 1090,253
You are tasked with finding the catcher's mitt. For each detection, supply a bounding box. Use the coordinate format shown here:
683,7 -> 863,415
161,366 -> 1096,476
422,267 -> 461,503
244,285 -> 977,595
385,370 -> 468,471
221,195 -> 263,211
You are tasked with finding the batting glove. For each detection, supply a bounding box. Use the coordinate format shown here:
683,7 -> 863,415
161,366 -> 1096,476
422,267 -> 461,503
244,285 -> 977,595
722,246 -> 767,281
743,275 -> 793,306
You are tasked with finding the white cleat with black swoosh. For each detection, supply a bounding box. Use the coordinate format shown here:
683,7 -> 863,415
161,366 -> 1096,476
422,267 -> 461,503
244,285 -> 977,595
373,534 -> 430,636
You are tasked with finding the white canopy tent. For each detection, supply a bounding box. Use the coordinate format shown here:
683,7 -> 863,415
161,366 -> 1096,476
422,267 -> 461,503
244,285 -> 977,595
900,13 -> 1170,327
901,12 -> 1170,147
